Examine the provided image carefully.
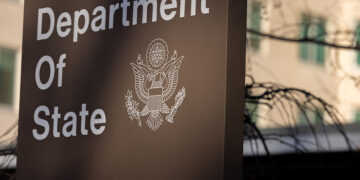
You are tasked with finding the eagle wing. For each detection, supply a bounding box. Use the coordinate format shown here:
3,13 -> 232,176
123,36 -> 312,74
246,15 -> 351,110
162,56 -> 184,102
131,63 -> 151,103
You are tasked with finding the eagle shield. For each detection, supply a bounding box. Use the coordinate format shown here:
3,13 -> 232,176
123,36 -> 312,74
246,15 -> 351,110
125,38 -> 186,131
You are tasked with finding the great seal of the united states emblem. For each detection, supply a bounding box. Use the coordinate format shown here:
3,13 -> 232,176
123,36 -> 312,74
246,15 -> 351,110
125,38 -> 186,131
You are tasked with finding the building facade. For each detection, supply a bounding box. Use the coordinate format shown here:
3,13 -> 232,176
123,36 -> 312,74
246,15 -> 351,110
248,0 -> 360,128
0,0 -> 23,143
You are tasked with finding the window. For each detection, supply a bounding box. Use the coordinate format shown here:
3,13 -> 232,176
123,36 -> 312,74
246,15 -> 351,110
248,1 -> 261,51
298,106 -> 324,126
299,14 -> 326,65
0,48 -> 16,105
355,23 -> 360,67
246,102 -> 258,124
354,110 -> 360,123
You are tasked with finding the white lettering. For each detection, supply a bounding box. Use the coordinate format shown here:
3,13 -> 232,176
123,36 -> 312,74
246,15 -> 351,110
180,0 -> 185,18
36,0 -> 211,43
191,0 -> 196,16
109,3 -> 120,29
90,109 -> 107,135
56,54 -> 66,87
56,12 -> 72,38
121,0 -> 131,27
91,6 -> 107,32
80,103 -> 89,135
37,7 -> 55,40
133,0 -> 157,25
35,55 -> 55,90
63,112 -> 77,137
32,104 -> 107,140
52,106 -> 61,138
160,0 -> 177,21
73,9 -> 90,42
201,0 -> 210,14
33,106 -> 50,140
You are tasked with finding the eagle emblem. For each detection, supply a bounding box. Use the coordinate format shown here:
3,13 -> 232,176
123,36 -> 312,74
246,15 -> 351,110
125,38 -> 186,131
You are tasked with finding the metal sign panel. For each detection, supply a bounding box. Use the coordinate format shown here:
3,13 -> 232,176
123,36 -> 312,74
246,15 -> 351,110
18,0 -> 246,179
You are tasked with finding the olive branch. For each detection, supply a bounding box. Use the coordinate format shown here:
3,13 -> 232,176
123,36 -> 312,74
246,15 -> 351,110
125,90 -> 142,126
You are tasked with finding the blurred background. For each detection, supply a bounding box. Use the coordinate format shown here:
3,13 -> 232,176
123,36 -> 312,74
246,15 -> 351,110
1,0 -> 360,179
244,0 -> 360,179
0,0 -> 22,178
245,0 -> 360,153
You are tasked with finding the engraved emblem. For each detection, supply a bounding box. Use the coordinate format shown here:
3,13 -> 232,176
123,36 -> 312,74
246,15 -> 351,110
125,38 -> 186,131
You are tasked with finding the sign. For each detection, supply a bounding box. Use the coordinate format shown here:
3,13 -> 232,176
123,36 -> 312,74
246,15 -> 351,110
18,0 -> 246,179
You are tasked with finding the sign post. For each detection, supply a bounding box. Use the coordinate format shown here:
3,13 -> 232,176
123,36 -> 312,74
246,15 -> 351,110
18,0 -> 246,179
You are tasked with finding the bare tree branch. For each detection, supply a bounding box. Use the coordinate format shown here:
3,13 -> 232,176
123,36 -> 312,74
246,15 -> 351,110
247,28 -> 360,51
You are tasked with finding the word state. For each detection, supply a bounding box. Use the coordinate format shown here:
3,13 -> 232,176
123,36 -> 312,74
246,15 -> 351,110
33,104 -> 106,140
